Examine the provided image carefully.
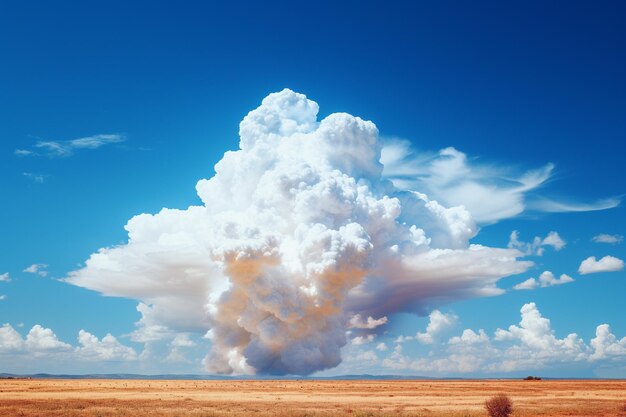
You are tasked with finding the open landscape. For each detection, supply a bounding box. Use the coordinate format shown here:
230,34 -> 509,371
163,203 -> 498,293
1,379 -> 625,417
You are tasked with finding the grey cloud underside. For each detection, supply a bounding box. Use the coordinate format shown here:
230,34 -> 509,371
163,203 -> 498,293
67,89 -> 535,375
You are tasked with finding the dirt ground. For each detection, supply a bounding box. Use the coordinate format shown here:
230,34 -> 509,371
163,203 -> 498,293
0,379 -> 624,417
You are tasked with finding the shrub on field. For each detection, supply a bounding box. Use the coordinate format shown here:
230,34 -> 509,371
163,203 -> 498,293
485,393 -> 513,417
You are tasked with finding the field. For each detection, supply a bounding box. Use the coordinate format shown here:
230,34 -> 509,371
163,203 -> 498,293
1,379 -> 625,417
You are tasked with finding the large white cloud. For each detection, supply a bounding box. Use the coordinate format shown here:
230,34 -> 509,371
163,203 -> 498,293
578,255 -> 624,275
66,89 -> 539,375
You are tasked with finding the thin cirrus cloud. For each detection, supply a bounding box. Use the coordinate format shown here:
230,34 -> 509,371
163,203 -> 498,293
513,270 -> 574,290
380,140 -> 620,224
15,134 -> 125,157
592,234 -> 624,244
578,256 -> 625,275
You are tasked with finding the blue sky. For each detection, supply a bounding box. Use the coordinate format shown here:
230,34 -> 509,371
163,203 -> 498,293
1,1 -> 625,376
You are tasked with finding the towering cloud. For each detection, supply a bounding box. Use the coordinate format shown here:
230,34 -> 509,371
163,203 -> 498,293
66,89 -> 532,375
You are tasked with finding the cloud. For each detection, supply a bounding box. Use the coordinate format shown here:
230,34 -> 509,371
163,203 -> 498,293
592,234 -> 624,244
76,330 -> 137,361
508,230 -> 566,256
395,310 -> 457,344
589,324 -> 626,361
529,197 -> 621,213
0,295 -> 6,301
23,172 -> 46,183
65,89 -> 537,376
376,342 -> 388,351
415,310 -> 457,344
348,314 -> 388,329
24,325 -> 72,354
23,264 -> 48,277
380,140 -> 619,224
578,256 -> 624,275
0,323 -> 137,363
382,303 -> 625,375
351,334 -> 375,345
16,134 -> 124,157
0,324 -> 25,352
0,272 -> 9,282
513,271 -> 574,290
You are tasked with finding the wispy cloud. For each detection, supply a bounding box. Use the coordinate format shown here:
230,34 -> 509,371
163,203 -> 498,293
381,139 -> 620,224
15,134 -> 125,158
0,273 -> 10,282
508,230 -> 566,256
23,172 -> 46,183
23,264 -> 48,277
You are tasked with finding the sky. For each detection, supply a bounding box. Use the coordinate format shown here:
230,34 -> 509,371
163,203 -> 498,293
1,1 -> 625,377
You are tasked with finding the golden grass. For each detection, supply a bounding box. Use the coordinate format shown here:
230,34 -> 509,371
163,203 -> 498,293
0,379 -> 625,417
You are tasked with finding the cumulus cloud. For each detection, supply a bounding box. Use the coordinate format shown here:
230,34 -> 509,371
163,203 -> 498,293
23,264 -> 48,277
65,89 -> 540,376
395,310 -> 457,344
351,334 -> 375,346
24,325 -> 72,354
0,324 -> 25,352
592,234 -> 623,244
382,303 -> 625,375
348,314 -> 388,329
578,256 -> 624,275
416,310 -> 457,344
0,323 -> 137,363
0,272 -> 9,282
16,134 -> 124,157
508,231 -> 566,256
589,324 -> 626,361
513,271 -> 574,290
76,330 -> 137,361
381,140 -> 619,224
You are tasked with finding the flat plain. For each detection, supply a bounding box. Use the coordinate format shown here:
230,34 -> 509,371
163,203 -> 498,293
0,379 -> 625,417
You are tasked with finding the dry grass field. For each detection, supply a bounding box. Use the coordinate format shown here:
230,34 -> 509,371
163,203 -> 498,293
0,379 -> 625,417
